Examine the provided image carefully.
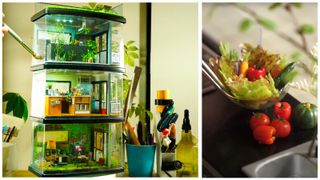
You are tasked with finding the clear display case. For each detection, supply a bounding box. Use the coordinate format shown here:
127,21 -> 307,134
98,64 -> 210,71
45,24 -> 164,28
31,5 -> 125,66
30,69 -> 124,119
29,122 -> 123,176
28,4 -> 126,177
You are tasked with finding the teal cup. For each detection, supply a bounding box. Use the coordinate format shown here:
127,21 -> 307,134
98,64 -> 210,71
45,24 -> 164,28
126,144 -> 156,177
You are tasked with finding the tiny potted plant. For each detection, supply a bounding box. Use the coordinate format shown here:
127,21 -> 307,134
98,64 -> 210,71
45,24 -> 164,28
82,40 -> 97,63
82,51 -> 96,63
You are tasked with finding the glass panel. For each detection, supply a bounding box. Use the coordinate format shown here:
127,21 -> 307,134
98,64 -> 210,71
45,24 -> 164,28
110,22 -> 124,66
31,122 -> 45,173
108,73 -> 123,116
109,123 -> 123,167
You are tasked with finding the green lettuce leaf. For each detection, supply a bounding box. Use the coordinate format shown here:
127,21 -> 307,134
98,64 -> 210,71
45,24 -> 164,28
228,74 -> 279,101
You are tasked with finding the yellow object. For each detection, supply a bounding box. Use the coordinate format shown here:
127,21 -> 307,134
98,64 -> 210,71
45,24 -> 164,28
240,60 -> 249,77
46,140 -> 56,150
156,90 -> 170,113
157,90 -> 170,99
45,96 -> 91,116
37,131 -> 68,143
176,131 -> 198,177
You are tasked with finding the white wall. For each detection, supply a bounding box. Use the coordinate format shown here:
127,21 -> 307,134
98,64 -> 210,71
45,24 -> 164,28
150,3 -> 199,141
3,3 -> 35,170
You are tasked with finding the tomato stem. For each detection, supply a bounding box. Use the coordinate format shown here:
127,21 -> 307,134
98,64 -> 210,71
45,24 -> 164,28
304,103 -> 311,109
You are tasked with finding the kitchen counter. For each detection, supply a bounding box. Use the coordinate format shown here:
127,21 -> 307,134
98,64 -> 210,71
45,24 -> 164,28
202,90 -> 316,177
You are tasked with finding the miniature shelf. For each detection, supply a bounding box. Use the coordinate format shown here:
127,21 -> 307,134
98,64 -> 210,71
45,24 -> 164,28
30,115 -> 124,124
28,165 -> 124,177
31,62 -> 125,73
31,5 -> 126,24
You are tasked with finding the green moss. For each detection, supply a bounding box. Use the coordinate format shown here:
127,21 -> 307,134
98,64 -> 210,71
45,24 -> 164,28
42,162 -> 108,173
47,5 -> 125,19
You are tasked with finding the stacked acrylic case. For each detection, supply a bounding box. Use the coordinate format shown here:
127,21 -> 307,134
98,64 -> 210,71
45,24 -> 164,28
28,4 -> 126,177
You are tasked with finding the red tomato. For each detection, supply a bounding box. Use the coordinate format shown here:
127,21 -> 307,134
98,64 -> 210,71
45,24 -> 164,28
247,66 -> 266,81
253,125 -> 276,145
250,113 -> 270,130
274,102 -> 292,120
247,67 -> 256,81
271,118 -> 291,138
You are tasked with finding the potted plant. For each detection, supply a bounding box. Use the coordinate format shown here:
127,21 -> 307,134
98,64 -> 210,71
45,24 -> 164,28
125,103 -> 156,177
82,40 -> 97,63
123,40 -> 157,177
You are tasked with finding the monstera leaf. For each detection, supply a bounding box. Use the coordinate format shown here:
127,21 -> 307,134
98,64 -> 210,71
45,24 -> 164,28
3,92 -> 28,122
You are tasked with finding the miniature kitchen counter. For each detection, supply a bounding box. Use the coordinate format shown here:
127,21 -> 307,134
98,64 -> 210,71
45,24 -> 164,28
202,90 -> 316,177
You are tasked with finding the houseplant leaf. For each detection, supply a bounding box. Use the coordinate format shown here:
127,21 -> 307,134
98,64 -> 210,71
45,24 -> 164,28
13,97 -> 24,118
3,92 -> 17,114
22,98 -> 29,121
298,24 -> 315,34
129,52 -> 139,59
126,40 -> 135,46
239,18 -> 252,32
269,3 -> 281,10
257,18 -> 276,30
3,92 -> 28,121
146,111 -> 153,120
128,46 -> 138,51
290,3 -> 303,8
125,54 -> 135,67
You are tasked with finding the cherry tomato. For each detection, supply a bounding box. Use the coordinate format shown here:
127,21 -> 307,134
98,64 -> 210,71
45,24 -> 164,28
274,102 -> 292,120
270,118 -> 291,138
247,66 -> 266,81
253,125 -> 276,145
250,113 -> 270,130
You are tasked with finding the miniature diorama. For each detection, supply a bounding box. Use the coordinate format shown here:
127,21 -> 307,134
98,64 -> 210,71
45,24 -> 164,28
28,4 -> 126,177
31,5 -> 125,66
29,122 -> 123,176
41,70 -> 123,117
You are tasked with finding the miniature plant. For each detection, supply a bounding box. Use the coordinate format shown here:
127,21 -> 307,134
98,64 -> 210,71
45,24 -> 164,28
77,27 -> 91,35
82,2 -> 112,13
65,50 -> 76,61
63,93 -> 73,104
82,40 -> 97,63
54,43 -> 65,61
82,51 -> 95,62
2,92 -> 28,122
53,23 -> 67,61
